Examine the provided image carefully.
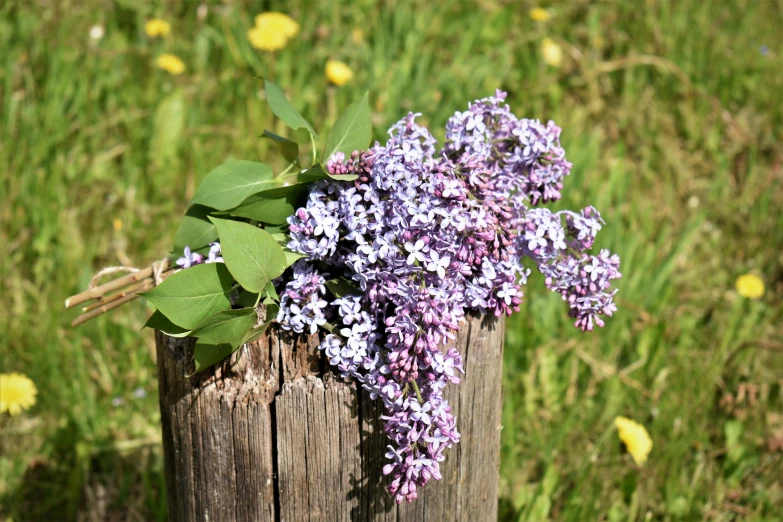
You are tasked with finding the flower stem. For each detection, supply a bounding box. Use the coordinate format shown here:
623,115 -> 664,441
412,380 -> 423,403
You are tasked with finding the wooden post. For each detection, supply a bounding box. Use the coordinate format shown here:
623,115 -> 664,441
156,312 -> 505,522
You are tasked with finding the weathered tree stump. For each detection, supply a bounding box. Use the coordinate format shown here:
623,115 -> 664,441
156,311 -> 504,522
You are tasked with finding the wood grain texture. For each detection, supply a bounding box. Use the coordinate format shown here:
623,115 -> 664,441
156,311 -> 504,521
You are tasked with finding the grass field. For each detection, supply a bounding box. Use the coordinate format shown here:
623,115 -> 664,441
2,1 -> 782,520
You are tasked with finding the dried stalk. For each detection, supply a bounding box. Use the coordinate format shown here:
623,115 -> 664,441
65,266 -> 154,308
66,259 -> 174,326
82,279 -> 155,312
71,292 -> 145,327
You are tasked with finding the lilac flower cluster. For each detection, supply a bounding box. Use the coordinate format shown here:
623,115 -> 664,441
178,91 -> 621,503
443,91 -> 620,332
275,93 -> 619,503
176,241 -> 223,268
444,89 -> 572,207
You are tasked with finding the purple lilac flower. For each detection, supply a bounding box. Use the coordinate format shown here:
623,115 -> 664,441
178,91 -> 621,504
276,260 -> 329,334
444,89 -> 572,207
206,242 -> 223,263
176,246 -> 204,268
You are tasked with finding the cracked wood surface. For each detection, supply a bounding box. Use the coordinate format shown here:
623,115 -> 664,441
156,312 -> 504,521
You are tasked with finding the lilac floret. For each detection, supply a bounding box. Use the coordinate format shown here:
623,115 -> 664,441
176,242 -> 225,268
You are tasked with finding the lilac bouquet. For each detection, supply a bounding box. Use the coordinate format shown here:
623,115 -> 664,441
151,85 -> 620,503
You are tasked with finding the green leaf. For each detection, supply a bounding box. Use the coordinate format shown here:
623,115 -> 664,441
190,308 -> 257,345
297,165 -> 328,183
263,224 -> 284,235
297,163 -> 358,183
263,281 -> 279,302
227,184 -> 309,224
143,310 -> 192,338
323,92 -> 372,160
141,263 -> 233,330
191,343 -> 238,375
264,80 -> 317,138
174,205 -> 218,251
262,130 -> 300,163
210,218 -> 287,292
151,90 -> 186,168
263,301 -> 279,322
191,161 -> 278,211
239,303 -> 279,345
235,290 -> 260,308
239,322 -> 272,346
330,173 -> 359,181
270,232 -> 305,266
324,277 -> 360,298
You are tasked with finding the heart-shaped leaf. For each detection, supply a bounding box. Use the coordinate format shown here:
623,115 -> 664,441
227,184 -> 309,224
323,92 -> 372,160
210,218 -> 287,293
143,310 -> 192,338
141,263 -> 233,329
190,161 -> 278,211
191,342 -> 239,375
270,232 -> 305,266
174,204 -> 218,251
239,323 -> 272,346
262,130 -> 300,163
264,81 -> 317,138
190,307 -> 257,345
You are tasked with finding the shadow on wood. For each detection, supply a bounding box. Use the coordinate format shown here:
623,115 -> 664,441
156,311 -> 504,521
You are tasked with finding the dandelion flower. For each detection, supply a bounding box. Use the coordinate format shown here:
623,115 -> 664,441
736,274 -> 764,299
156,54 -> 186,75
541,37 -> 563,68
248,12 -> 299,51
145,19 -> 171,38
529,8 -> 551,22
113,218 -> 123,232
615,416 -> 653,465
0,373 -> 38,416
325,60 -> 354,86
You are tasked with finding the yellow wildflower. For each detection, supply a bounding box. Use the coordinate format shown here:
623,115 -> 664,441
352,28 -> 365,45
541,37 -> 563,68
615,416 -> 653,465
248,12 -> 299,51
113,218 -> 123,232
0,373 -> 38,416
736,274 -> 764,299
145,19 -> 171,38
325,60 -> 354,86
156,54 -> 186,75
529,8 -> 551,22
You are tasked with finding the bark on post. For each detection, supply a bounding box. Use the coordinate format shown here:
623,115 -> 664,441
156,311 -> 504,522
